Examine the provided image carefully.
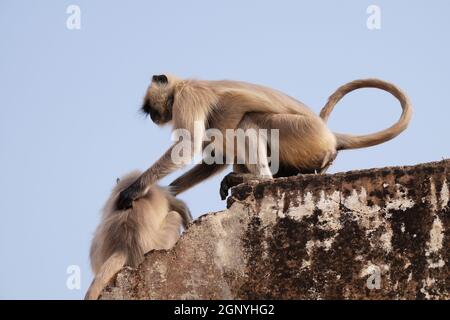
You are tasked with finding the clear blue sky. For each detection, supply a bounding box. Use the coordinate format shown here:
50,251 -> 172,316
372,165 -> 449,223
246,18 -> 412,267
0,0 -> 449,299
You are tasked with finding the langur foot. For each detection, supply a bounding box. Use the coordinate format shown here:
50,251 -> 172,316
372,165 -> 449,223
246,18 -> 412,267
318,151 -> 337,174
220,172 -> 271,200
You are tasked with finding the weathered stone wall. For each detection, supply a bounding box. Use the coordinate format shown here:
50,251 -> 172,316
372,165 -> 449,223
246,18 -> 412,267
100,160 -> 449,300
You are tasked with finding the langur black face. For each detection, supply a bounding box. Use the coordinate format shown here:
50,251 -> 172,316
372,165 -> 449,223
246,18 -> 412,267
141,74 -> 174,126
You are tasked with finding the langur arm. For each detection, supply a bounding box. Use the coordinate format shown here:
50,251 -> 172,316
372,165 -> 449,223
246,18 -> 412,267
169,162 -> 228,196
139,145 -> 183,187
117,140 -> 201,210
117,85 -> 215,210
116,145 -> 181,210
116,123 -> 205,210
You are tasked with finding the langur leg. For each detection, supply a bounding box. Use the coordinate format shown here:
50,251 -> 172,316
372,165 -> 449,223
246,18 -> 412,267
233,164 -> 249,174
236,114 -> 273,177
244,131 -> 272,177
156,211 -> 184,250
262,113 -> 337,174
219,117 -> 274,200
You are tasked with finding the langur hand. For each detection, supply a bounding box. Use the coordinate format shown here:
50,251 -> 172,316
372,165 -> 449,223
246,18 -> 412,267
116,179 -> 145,210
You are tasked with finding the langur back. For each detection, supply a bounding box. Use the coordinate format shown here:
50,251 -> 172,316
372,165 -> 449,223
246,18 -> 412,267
86,171 -> 191,299
89,170 -> 190,274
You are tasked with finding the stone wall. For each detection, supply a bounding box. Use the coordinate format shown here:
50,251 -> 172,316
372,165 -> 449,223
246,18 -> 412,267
100,160 -> 449,300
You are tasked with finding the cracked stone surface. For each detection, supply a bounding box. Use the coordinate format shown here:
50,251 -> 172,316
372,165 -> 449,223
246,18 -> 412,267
100,159 -> 449,300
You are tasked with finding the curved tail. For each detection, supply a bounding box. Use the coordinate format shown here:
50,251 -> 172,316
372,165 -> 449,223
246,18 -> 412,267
85,252 -> 126,300
319,79 -> 413,150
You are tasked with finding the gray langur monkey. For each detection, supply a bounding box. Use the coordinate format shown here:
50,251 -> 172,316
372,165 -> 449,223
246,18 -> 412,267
116,74 -> 412,209
85,171 -> 191,300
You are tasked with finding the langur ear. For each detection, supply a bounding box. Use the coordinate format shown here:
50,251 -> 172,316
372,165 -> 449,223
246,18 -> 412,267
152,74 -> 168,84
116,178 -> 120,184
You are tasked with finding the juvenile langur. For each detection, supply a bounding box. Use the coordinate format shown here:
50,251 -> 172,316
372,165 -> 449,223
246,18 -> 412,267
116,75 -> 412,209
85,171 -> 191,300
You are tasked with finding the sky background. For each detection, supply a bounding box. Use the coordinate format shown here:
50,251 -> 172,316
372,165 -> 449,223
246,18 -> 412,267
0,0 -> 449,299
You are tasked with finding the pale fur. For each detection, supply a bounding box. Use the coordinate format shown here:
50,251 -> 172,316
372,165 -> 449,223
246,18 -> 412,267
85,170 -> 190,300
117,75 -> 412,206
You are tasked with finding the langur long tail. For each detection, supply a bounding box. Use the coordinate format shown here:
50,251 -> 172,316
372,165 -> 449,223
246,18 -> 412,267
84,252 -> 127,300
319,78 -> 413,151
